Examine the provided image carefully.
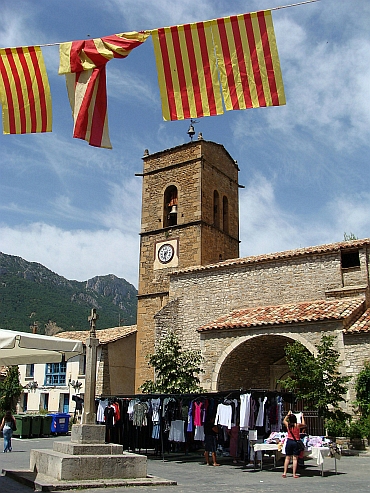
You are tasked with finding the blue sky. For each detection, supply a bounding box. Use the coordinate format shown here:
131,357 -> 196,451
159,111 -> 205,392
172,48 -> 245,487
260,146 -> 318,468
0,0 -> 369,288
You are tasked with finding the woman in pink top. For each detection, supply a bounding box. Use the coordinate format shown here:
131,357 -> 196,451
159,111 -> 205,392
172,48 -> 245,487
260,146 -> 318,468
282,410 -> 306,478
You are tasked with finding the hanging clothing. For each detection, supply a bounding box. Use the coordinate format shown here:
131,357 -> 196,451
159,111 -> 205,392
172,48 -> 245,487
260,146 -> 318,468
133,402 -> 148,427
150,398 -> 161,422
152,422 -> 161,440
193,401 -> 204,426
255,397 -> 267,427
104,404 -> 116,429
240,393 -> 251,430
214,403 -> 232,429
97,399 -> 108,423
169,420 -> 185,442
194,425 -> 205,441
187,400 -> 194,432
127,398 -> 140,420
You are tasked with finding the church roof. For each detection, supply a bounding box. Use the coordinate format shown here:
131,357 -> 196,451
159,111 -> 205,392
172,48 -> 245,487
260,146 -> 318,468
197,298 -> 365,332
345,309 -> 370,333
174,238 -> 370,275
55,325 -> 137,345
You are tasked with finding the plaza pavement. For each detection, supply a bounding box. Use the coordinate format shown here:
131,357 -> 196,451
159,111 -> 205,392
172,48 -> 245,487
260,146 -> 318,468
1,435 -> 370,493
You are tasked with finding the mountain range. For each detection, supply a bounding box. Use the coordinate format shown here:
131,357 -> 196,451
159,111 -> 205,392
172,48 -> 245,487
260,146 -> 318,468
0,252 -> 137,334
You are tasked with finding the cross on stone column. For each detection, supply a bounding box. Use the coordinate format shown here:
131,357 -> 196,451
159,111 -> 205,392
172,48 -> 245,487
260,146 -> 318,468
88,308 -> 99,337
82,308 -> 99,424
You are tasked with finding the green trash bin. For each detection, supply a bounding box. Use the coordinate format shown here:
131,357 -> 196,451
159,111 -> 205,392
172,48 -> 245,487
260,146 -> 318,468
13,415 -> 31,439
30,415 -> 42,437
40,414 -> 52,437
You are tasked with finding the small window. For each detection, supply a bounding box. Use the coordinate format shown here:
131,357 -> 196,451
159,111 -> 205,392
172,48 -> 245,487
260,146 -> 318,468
26,364 -> 34,378
341,250 -> 360,269
45,358 -> 67,386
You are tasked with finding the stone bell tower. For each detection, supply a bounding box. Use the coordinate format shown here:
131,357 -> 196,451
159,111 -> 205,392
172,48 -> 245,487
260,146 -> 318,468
135,137 -> 240,390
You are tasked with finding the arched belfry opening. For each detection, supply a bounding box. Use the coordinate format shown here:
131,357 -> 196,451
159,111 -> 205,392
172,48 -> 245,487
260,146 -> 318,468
216,335 -> 304,391
163,185 -> 178,227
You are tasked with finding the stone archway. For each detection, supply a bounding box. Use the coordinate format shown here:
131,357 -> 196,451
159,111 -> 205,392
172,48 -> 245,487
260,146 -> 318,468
214,334 -> 312,391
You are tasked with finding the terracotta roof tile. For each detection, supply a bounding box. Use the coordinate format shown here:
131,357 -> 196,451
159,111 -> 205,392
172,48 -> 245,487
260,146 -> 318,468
198,299 -> 365,332
55,325 -> 137,345
174,238 -> 370,276
345,309 -> 370,333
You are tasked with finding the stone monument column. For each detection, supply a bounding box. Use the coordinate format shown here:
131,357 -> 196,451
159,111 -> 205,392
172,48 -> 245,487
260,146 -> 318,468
71,308 -> 105,443
82,308 -> 99,424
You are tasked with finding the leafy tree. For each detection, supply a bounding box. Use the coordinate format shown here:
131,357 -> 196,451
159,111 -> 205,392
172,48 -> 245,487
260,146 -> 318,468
279,334 -> 350,420
354,361 -> 370,418
140,331 -> 204,394
0,366 -> 23,413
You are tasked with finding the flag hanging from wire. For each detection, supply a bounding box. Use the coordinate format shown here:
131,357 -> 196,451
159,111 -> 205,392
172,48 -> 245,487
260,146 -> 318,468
151,21 -> 223,121
211,10 -> 285,111
152,9 -> 285,121
0,46 -> 52,134
59,31 -> 149,149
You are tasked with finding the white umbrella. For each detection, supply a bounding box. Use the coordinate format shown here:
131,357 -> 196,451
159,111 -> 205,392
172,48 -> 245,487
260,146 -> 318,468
0,329 -> 83,366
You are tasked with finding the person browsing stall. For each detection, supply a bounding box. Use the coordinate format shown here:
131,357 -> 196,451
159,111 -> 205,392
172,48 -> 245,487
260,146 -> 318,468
282,410 -> 306,478
0,410 -> 17,453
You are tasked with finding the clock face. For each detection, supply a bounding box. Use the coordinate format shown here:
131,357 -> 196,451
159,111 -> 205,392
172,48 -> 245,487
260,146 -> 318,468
158,243 -> 175,264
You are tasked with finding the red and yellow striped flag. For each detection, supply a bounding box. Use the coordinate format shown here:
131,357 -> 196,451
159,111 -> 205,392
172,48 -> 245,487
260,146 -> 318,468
152,10 -> 285,121
152,21 -> 224,121
59,32 -> 149,149
0,46 -> 52,134
211,10 -> 285,111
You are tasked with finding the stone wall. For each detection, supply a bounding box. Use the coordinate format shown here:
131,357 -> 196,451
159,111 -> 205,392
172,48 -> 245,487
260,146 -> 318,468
168,248 -> 370,352
136,140 -> 240,390
152,244 -> 370,408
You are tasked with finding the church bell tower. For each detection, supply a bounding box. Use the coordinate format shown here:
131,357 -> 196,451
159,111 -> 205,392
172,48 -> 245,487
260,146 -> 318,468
135,137 -> 240,389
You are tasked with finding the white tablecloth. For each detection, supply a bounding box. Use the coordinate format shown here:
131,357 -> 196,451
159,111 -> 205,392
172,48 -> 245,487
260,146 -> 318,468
253,443 -> 338,475
308,446 -> 330,465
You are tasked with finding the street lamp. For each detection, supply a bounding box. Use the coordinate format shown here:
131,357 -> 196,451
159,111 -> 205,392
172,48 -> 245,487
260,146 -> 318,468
24,381 -> 38,391
68,379 -> 82,393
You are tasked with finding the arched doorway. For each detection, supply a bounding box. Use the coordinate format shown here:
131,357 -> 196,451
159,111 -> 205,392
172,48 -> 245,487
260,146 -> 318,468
216,334 -> 296,391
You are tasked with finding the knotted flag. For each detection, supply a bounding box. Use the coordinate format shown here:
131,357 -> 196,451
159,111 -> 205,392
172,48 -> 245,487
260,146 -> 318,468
59,32 -> 149,149
0,46 -> 52,134
152,10 -> 285,121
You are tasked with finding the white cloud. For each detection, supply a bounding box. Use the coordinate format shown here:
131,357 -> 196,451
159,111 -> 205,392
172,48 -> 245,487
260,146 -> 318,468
105,0 -> 220,29
239,174 -> 370,259
108,67 -> 158,105
0,223 -> 139,286
233,11 -> 370,154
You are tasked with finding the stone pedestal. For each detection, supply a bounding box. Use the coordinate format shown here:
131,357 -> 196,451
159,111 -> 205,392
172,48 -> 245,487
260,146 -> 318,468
29,424 -> 147,482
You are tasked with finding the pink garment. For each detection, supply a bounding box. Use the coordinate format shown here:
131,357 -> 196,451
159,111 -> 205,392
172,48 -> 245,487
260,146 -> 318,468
194,401 -> 203,427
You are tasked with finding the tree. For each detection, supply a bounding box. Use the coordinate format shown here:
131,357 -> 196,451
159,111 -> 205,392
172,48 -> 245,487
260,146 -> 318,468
0,366 -> 23,413
354,361 -> 370,418
279,334 -> 350,420
140,331 -> 204,394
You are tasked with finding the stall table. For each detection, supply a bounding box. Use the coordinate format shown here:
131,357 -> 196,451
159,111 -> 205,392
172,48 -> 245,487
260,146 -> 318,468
253,443 -> 339,476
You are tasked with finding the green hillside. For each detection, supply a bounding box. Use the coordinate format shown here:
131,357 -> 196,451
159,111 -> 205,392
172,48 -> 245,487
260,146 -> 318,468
0,252 -> 137,333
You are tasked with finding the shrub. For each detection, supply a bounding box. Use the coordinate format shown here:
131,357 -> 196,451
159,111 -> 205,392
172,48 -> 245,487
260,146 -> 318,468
348,420 -> 367,440
325,417 -> 349,437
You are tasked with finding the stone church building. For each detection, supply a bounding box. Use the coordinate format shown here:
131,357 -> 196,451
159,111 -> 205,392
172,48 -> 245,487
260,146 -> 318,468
134,137 -> 370,412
